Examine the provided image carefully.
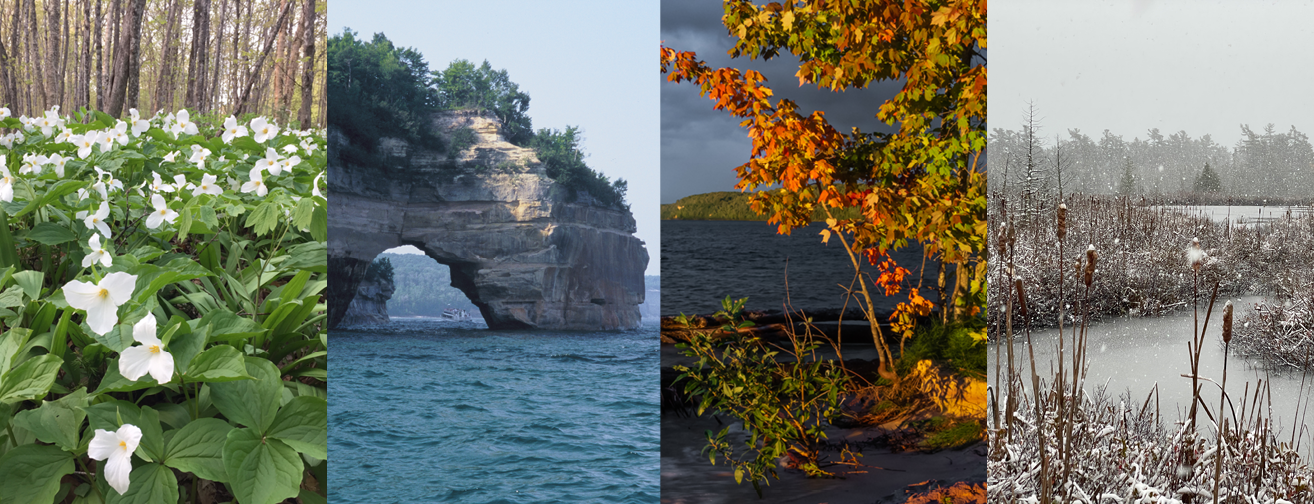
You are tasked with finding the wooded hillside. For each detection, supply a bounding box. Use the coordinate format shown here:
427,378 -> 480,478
0,0 -> 325,126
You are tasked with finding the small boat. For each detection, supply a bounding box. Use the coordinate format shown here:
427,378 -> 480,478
442,308 -> 471,320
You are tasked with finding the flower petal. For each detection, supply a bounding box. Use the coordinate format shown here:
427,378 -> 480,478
116,424 -> 142,453
87,429 -> 121,460
100,272 -> 137,306
119,346 -> 155,381
104,451 -> 133,495
62,280 -> 103,311
148,351 -> 175,384
132,313 -> 159,346
84,298 -> 119,336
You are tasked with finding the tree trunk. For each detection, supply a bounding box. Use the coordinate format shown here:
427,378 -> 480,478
152,0 -> 179,112
234,0 -> 292,115
184,0 -> 209,110
123,0 -> 144,112
296,0 -> 315,127
208,0 -> 226,112
103,0 -> 139,117
0,39 -> 14,111
43,0 -> 60,110
92,0 -> 102,111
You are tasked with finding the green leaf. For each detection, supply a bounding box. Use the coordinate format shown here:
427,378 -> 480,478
167,325 -> 206,375
209,357 -> 281,432
185,345 -> 251,383
84,400 -> 143,432
105,463 -> 178,504
222,428 -> 302,504
0,285 -> 25,308
163,418 -> 234,483
13,179 -> 85,218
267,395 -> 326,459
246,201 -> 280,237
196,309 -> 266,342
290,197 -> 315,230
282,242 -> 326,273
12,270 -> 43,300
12,387 -> 87,450
91,323 -> 133,353
93,358 -> 163,395
25,222 -> 79,245
310,204 -> 327,242
0,326 -> 31,373
176,207 -> 194,241
195,205 -> 219,229
0,443 -> 76,504
137,406 -> 166,462
0,353 -> 62,403
132,258 -> 213,302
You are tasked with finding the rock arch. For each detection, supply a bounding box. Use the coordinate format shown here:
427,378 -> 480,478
327,110 -> 648,330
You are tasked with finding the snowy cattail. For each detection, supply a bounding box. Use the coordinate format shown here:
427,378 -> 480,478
1057,203 -> 1068,241
1014,278 -> 1028,318
1084,245 -> 1097,287
1188,237 -> 1204,272
1007,220 -> 1016,249
1222,301 -> 1233,344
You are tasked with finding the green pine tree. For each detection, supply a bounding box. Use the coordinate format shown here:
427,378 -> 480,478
1118,158 -> 1137,196
1193,162 -> 1222,193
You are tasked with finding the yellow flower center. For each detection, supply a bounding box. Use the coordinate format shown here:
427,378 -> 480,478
97,288 -> 109,299
119,440 -> 126,450
149,345 -> 160,354
158,209 -> 168,215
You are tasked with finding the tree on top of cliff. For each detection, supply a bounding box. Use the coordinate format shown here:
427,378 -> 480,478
365,257 -> 395,284
433,60 -> 535,146
532,126 -> 629,210
328,29 -> 445,161
661,0 -> 986,380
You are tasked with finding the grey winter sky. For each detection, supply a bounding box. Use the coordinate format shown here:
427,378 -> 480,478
660,0 -> 897,203
331,0 -> 660,275
993,0 -> 1314,147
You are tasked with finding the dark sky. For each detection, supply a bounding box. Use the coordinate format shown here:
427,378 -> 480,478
660,0 -> 900,203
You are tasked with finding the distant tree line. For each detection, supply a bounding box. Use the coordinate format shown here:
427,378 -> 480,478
376,252 -> 478,317
0,0 -> 325,125
989,111 -> 1314,206
327,30 -> 628,209
661,191 -> 860,221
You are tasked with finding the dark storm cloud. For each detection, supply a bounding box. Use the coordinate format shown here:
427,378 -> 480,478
660,0 -> 901,203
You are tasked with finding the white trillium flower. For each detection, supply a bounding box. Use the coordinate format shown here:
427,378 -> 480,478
241,167 -> 267,196
171,109 -> 199,138
82,234 -> 112,268
193,173 -> 223,197
20,153 -> 46,175
0,163 -> 13,202
162,150 -> 180,163
149,172 -> 175,193
222,116 -> 249,143
146,194 -> 179,229
119,313 -> 174,384
312,171 -> 325,198
72,134 -> 96,159
63,272 -> 137,335
189,145 -> 212,169
282,144 -> 298,154
250,116 -> 279,143
48,153 -> 68,178
84,201 -> 112,238
0,107 -> 9,119
95,130 -> 114,153
255,147 -> 283,176
88,423 -> 142,495
128,109 -> 150,136
55,127 -> 74,143
300,137 -> 318,154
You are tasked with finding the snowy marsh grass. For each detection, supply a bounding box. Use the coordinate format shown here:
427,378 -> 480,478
987,197 -> 1314,504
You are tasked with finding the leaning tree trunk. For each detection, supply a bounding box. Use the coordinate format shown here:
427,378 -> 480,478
102,0 -> 142,117
234,0 -> 292,115
123,0 -> 144,112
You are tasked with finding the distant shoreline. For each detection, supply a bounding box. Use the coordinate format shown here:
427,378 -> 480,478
662,191 -> 862,221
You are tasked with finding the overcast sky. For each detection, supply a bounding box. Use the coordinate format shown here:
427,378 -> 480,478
660,0 -> 898,203
330,0 -> 660,275
993,0 -> 1314,146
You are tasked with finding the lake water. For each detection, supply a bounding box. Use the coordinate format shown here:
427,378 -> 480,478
661,220 -> 934,316
988,296 -> 1314,459
1160,204 -> 1312,226
329,318 -> 660,503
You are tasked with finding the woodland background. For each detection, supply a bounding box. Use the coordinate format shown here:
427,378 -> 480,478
0,0 -> 325,126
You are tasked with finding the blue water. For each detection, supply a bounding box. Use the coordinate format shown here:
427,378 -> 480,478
329,318 -> 660,503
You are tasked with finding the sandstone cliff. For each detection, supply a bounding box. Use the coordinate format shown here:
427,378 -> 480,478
338,275 -> 395,327
327,110 -> 648,330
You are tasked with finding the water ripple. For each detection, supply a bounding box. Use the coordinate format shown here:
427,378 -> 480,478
329,319 -> 659,502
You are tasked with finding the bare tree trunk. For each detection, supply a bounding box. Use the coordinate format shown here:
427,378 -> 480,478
5,0 -> 20,110
152,0 -> 179,112
0,40 -> 14,111
82,0 -> 92,110
184,0 -> 209,110
123,0 -> 144,112
43,0 -> 59,110
295,0 -> 315,127
103,0 -> 141,117
208,0 -> 226,112
92,0 -> 102,111
25,0 -> 46,110
234,0 -> 291,115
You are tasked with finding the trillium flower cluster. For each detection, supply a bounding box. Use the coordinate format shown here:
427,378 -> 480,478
88,423 -> 142,495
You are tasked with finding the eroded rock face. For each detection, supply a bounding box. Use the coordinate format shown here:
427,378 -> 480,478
328,110 -> 648,330
339,276 -> 395,327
